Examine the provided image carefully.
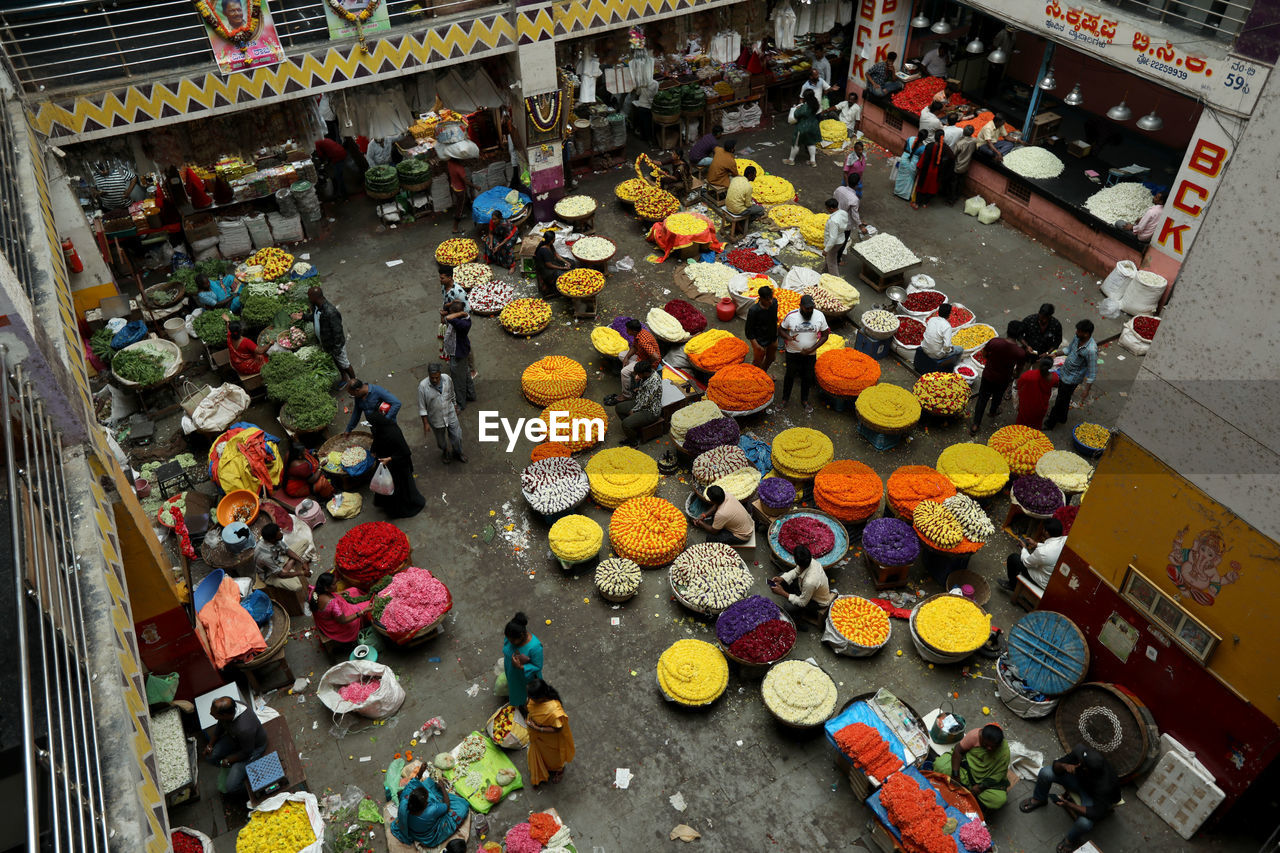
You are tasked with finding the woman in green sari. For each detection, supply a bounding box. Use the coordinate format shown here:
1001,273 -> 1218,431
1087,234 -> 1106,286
934,724 -> 1012,810
784,92 -> 823,167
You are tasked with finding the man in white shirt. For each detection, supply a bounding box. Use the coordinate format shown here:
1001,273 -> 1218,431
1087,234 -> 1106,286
918,92 -> 946,135
942,114 -> 964,149
836,94 -> 862,137
921,43 -> 950,78
800,68 -> 834,103
631,76 -> 659,143
1119,191 -> 1166,242
811,46 -> 833,91
833,177 -> 867,236
768,544 -> 836,622
1000,518 -> 1067,590
418,363 -> 466,464
779,294 -> 829,413
917,303 -> 963,370
822,198 -> 850,275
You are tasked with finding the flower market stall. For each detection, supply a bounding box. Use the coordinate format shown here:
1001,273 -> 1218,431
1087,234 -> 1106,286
715,595 -> 797,675
824,595 -> 892,658
368,566 -> 453,646
825,689 -> 932,796
657,639 -> 729,707
646,212 -> 723,262
768,509 -> 850,569
334,522 -> 411,587
909,593 -> 992,664
440,731 -> 524,814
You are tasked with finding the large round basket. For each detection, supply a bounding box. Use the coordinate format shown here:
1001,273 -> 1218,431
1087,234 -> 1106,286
1010,486 -> 1065,520
1007,610 -> 1090,696
718,609 -> 797,676
719,400 -> 772,419
768,509 -> 850,569
824,594 -> 892,658
522,487 -> 589,525
657,670 -> 726,708
856,410 -> 918,437
112,338 -> 184,390
597,587 -> 637,604
319,430 -> 374,461
1053,683 -> 1155,782
277,404 -> 332,439
570,236 -> 618,271
669,552 -> 752,616
921,770 -> 987,822
761,659 -> 838,730
372,605 -> 450,648
996,653 -> 1060,719
859,313 -> 901,341
501,315 -> 552,337
945,569 -> 991,607
908,593 -> 990,664
402,180 -> 430,193
236,608 -> 291,670
367,188 -> 397,200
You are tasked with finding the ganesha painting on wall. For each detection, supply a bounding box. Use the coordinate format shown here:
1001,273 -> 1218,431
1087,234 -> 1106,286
1167,526 -> 1242,606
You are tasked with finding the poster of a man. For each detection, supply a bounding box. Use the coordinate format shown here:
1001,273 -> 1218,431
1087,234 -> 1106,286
217,0 -> 248,31
197,0 -> 286,75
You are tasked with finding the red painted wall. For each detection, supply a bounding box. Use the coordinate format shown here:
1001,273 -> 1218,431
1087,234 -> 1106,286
136,605 -> 224,702
1044,547 -> 1280,813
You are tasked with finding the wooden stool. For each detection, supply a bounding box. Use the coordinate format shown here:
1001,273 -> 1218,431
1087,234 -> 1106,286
725,212 -> 750,240
636,416 -> 668,444
728,529 -> 758,550
655,122 -> 681,150
265,582 -> 307,617
1011,575 -> 1044,611
702,183 -> 728,205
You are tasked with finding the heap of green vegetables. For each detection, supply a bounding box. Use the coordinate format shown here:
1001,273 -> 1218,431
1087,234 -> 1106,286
112,349 -> 166,385
173,258 -> 236,296
90,327 -> 116,365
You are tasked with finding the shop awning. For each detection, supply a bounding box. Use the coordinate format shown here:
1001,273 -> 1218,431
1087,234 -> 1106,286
435,67 -> 504,112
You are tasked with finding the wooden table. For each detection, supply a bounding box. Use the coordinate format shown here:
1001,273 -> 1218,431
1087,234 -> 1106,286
245,716 -> 308,806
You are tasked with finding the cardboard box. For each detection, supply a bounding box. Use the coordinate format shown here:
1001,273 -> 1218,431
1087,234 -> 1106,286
1067,139 -> 1092,158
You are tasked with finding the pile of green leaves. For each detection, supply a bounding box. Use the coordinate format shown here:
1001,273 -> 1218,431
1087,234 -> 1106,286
113,349 -> 165,385
368,575 -> 397,621
193,310 -> 228,345
174,259 -> 235,295
261,349 -> 338,401
282,385 -> 337,432
241,291 -> 283,329
90,327 -> 116,365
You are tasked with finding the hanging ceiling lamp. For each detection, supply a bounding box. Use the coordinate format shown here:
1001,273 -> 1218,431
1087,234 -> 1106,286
1063,84 -> 1084,106
930,18 -> 952,34
912,11 -> 931,27
965,37 -> 984,54
1039,67 -> 1057,90
1136,110 -> 1164,131
1107,99 -> 1133,121
987,47 -> 1008,63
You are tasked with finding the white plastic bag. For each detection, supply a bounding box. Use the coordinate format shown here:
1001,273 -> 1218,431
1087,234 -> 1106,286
1120,269 -> 1166,315
964,195 -> 986,216
978,204 -> 1002,225
248,792 -> 325,853
1099,297 -> 1123,319
191,383 -> 250,433
782,266 -> 821,291
369,462 -> 394,495
1119,324 -> 1151,355
1101,259 -> 1137,298
318,660 -> 406,719
327,491 -> 363,518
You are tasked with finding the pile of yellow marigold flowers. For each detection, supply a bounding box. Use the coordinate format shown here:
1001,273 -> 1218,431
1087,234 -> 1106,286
771,427 -> 834,478
548,515 -> 603,562
936,443 -> 1010,497
609,496 -> 687,566
585,447 -> 659,508
657,639 -> 728,706
914,595 -> 991,654
521,356 -> 586,406
236,801 -> 315,853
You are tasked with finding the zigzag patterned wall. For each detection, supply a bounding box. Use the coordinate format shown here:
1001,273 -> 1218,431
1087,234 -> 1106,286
29,0 -> 743,143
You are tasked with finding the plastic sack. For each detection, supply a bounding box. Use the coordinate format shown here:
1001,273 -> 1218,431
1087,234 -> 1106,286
964,195 -> 986,216
327,492 -> 363,519
978,204 -> 1002,225
369,463 -> 395,496
317,659 -> 406,719
436,139 -> 480,161
111,320 -> 148,349
169,827 -> 213,853
343,452 -> 376,478
241,590 -> 274,626
486,704 -> 529,749
1101,259 -> 1137,298
1119,317 -> 1153,355
191,383 -> 250,433
1120,269 -> 1166,315
145,672 -> 180,705
1098,297 -> 1123,319
782,266 -> 821,292
247,792 -> 325,853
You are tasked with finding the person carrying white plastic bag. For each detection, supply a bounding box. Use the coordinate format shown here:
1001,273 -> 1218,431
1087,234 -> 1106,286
370,461 -> 395,495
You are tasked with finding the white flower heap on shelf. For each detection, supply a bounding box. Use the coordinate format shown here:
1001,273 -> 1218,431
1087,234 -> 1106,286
555,195 -> 597,218
151,708 -> 190,793
1002,146 -> 1065,179
686,262 -> 738,298
853,234 -> 921,272
521,457 -> 589,514
670,543 -> 752,611
1085,182 -> 1154,224
942,494 -> 994,543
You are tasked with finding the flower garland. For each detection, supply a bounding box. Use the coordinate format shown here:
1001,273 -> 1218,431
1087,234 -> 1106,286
657,639 -> 728,706
548,515 -> 603,562
814,460 -> 882,522
771,427 -> 834,478
988,424 -> 1054,475
585,447 -> 659,508
525,91 -> 564,135
196,0 -> 263,48
609,496 -> 686,566
815,349 -> 881,397
706,363 -> 773,412
915,595 -> 991,653
936,443 -> 1009,498
326,0 -> 381,52
886,466 -> 956,517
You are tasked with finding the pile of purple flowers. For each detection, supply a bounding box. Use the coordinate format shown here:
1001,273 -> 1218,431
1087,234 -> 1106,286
758,477 -> 796,509
610,315 -> 650,343
685,417 -> 741,455
1012,475 -> 1064,515
862,517 -> 920,566
715,595 -> 782,646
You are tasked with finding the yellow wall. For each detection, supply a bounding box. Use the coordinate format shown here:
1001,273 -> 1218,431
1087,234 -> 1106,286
1068,432 -> 1280,724
105,457 -> 184,622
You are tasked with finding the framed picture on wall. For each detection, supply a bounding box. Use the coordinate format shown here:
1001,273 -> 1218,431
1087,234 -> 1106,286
1121,565 -> 1221,663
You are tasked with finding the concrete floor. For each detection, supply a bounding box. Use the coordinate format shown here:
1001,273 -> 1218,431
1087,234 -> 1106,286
168,124 -> 1253,853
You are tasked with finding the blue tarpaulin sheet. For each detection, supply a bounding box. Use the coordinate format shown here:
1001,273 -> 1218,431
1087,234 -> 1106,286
867,764 -> 977,847
823,699 -> 910,765
471,186 -> 531,224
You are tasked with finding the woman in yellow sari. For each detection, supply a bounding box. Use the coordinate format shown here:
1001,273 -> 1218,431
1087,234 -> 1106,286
525,678 -> 575,786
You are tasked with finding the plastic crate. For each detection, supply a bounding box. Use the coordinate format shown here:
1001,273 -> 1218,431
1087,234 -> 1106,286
858,423 -> 900,451
245,751 -> 286,796
1136,751 -> 1225,839
854,330 -> 892,360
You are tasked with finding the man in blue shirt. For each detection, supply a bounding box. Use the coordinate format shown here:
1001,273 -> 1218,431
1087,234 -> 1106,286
345,379 -> 401,433
1043,319 -> 1097,430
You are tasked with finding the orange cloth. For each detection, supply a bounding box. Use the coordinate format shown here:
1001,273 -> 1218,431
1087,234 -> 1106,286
526,699 -> 575,786
645,215 -> 724,262
236,429 -> 278,492
198,575 -> 266,668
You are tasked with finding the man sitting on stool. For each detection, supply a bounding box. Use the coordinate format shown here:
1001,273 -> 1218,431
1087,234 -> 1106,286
254,523 -> 311,592
998,517 -> 1066,592
1020,745 -> 1121,853
203,696 -> 268,796
616,361 -> 663,446
768,544 -> 835,625
915,303 -> 963,373
692,485 -> 754,544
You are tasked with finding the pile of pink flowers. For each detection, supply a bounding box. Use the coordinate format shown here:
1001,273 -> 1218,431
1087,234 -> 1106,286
504,823 -> 543,853
376,567 -> 452,632
958,819 -> 992,852
338,677 -> 382,704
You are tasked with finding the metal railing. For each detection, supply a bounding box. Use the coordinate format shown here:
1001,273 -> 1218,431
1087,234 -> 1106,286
0,98 -> 36,303
1108,0 -> 1252,42
0,0 -> 505,96
2,352 -> 110,853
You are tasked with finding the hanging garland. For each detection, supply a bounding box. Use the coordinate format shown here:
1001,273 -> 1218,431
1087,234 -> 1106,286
525,91 -> 563,135
326,0 -> 381,53
193,0 -> 264,48
634,153 -> 666,184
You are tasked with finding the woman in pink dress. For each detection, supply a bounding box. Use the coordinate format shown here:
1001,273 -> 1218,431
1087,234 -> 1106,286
1015,357 -> 1058,428
309,571 -> 370,646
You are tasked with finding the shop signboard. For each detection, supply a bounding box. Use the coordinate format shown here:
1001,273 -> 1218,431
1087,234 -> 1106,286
1149,111 -> 1241,263
323,0 -> 392,41
962,0 -> 1269,114
195,0 -> 286,76
848,0 -> 912,91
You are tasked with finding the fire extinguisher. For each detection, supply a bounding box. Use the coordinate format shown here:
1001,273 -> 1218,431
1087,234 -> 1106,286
61,237 -> 83,274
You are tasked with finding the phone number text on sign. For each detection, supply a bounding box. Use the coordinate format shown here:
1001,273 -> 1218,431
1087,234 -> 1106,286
1137,53 -> 1188,81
